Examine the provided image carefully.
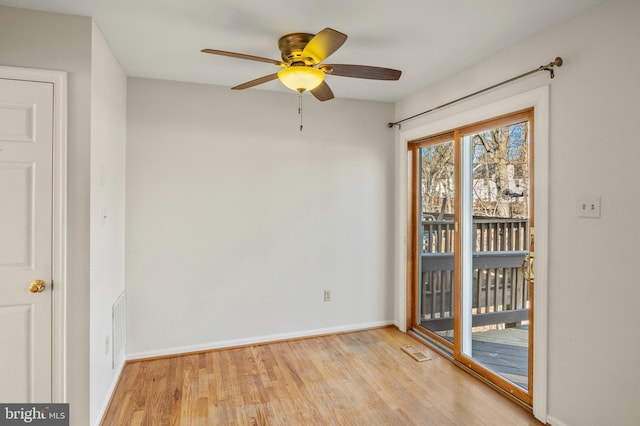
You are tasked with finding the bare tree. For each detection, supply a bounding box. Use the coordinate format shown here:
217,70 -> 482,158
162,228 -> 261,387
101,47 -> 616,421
420,142 -> 454,217
419,122 -> 529,220
472,123 -> 529,218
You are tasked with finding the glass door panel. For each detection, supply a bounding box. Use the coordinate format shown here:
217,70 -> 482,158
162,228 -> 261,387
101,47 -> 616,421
416,138 -> 456,344
460,120 -> 531,390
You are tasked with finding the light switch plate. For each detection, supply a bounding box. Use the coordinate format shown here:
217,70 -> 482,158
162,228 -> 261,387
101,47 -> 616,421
577,196 -> 601,218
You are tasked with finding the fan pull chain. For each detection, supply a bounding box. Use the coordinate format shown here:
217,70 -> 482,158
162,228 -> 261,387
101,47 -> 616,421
298,90 -> 304,131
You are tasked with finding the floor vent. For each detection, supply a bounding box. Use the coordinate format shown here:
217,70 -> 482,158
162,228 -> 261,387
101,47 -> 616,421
112,292 -> 126,368
402,345 -> 432,362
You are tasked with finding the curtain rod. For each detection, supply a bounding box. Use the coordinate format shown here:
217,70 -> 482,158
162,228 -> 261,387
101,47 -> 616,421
388,57 -> 563,128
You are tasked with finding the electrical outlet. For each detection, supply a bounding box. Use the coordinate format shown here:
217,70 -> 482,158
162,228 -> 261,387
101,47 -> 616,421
577,196 -> 601,218
323,290 -> 332,302
105,335 -> 110,355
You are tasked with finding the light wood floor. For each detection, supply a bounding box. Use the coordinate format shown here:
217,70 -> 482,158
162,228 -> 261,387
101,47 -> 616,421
102,327 -> 541,425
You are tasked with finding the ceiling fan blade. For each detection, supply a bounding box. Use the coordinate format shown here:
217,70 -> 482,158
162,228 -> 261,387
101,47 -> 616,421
231,73 -> 279,90
322,64 -> 402,80
201,49 -> 283,66
302,28 -> 347,64
310,81 -> 334,102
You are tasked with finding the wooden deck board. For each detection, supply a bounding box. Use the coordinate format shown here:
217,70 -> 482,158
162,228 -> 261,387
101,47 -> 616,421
472,327 -> 528,347
472,328 -> 529,389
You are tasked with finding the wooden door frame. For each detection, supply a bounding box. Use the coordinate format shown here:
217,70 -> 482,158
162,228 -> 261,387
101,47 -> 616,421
395,86 -> 549,422
0,65 -> 68,403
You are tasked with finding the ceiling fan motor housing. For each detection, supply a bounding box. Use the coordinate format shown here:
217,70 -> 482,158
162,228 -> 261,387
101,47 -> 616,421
278,33 -> 315,65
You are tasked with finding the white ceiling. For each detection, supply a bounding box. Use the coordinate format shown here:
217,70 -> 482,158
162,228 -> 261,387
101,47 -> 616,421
1,0 -> 604,102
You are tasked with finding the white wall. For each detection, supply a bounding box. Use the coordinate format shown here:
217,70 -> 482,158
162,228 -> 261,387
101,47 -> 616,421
89,22 -> 127,425
0,6 -> 92,426
125,78 -> 395,357
394,0 -> 640,425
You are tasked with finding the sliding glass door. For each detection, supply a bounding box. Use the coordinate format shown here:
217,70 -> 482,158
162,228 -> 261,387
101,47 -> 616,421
409,109 -> 534,404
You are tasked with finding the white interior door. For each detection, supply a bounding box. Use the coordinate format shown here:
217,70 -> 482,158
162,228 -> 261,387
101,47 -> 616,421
0,78 -> 53,402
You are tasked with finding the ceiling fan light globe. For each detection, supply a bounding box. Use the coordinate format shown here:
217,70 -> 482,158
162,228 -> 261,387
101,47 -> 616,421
278,67 -> 324,92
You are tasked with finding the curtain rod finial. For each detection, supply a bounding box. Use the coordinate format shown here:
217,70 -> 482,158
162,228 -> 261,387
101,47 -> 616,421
554,57 -> 563,67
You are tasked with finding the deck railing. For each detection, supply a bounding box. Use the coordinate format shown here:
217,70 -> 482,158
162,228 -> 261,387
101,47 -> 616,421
420,217 -> 529,332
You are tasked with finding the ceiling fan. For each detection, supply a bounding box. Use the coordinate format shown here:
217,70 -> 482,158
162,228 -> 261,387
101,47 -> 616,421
201,28 -> 402,102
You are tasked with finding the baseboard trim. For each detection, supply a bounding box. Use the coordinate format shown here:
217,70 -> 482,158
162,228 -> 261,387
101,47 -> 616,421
546,415 -> 568,426
94,359 -> 126,426
126,320 -> 394,362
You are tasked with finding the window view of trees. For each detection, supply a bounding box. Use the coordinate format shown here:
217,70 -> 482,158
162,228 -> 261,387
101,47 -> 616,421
471,122 -> 529,219
420,141 -> 454,219
420,121 -> 529,220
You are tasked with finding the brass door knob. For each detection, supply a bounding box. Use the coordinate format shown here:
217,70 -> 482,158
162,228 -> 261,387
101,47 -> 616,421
28,279 -> 46,293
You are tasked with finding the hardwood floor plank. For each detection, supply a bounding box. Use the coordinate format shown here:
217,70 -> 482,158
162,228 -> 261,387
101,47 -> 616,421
102,327 -> 541,425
